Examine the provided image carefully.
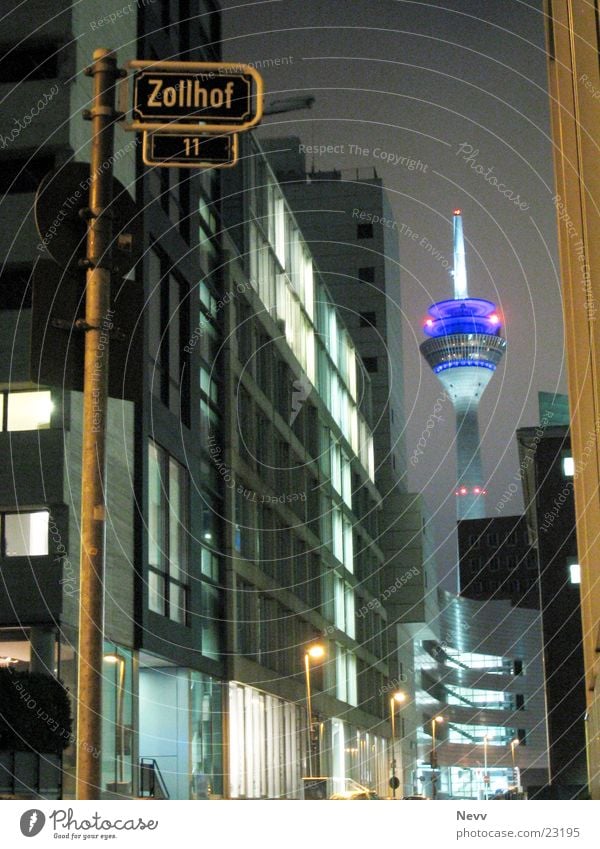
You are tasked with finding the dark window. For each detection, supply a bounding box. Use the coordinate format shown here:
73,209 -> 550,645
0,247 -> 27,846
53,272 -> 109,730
516,694 -> 525,711
517,728 -> 527,745
505,554 -> 517,569
0,266 -> 32,309
487,532 -> 499,547
359,311 -> 377,327
0,155 -> 55,195
0,43 -> 60,82
358,266 -> 375,283
357,223 -> 373,239
362,356 -> 378,373
489,557 -> 500,572
469,558 -> 480,573
467,534 -> 480,547
514,659 -> 523,676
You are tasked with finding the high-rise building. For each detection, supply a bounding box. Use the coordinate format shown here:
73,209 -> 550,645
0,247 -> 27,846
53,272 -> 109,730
544,0 -> 600,798
258,138 -> 438,794
517,419 -> 588,794
420,210 -> 506,520
220,132 -> 403,798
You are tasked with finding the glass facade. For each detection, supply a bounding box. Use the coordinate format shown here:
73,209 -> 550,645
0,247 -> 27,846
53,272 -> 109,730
101,642 -> 134,796
228,682 -> 308,799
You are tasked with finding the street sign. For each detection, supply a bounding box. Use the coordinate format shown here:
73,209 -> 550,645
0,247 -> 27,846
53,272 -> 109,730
35,163 -> 143,278
142,131 -> 238,168
389,776 -> 400,790
126,61 -> 263,134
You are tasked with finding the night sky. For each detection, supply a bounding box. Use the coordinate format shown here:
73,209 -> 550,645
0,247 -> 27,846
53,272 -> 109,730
218,0 -> 568,587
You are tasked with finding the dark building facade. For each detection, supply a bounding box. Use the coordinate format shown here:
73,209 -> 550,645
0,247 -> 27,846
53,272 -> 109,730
458,515 -> 539,609
517,424 -> 588,792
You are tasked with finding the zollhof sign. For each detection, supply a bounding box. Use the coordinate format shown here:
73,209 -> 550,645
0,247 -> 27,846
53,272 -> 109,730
126,60 -> 263,134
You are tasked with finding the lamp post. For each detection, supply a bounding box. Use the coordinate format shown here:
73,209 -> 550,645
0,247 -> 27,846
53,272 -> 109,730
104,652 -> 126,786
304,643 -> 325,778
483,734 -> 489,800
431,716 -> 443,799
511,738 -> 520,793
389,691 -> 406,799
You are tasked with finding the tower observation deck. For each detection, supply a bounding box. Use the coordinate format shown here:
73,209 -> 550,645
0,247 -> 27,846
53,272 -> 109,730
420,210 -> 506,519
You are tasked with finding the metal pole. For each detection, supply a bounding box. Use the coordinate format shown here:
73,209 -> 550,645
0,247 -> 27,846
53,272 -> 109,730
432,719 -> 437,800
390,697 -> 397,799
304,653 -> 314,777
484,736 -> 488,800
76,48 -> 120,800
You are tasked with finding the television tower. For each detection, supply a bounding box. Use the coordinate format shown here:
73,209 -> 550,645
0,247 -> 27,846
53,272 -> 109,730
420,210 -> 506,520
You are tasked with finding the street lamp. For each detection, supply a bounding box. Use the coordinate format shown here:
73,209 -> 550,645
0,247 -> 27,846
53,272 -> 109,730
304,643 -> 325,777
104,652 -> 126,786
389,691 -> 407,799
483,734 -> 489,800
431,716 -> 443,799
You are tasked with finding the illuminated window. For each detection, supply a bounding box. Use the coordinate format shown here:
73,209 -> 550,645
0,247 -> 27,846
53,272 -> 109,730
568,561 -> 581,584
562,455 -> 574,477
336,645 -> 357,705
147,441 -> 189,624
1,390 -> 52,431
2,510 -> 49,557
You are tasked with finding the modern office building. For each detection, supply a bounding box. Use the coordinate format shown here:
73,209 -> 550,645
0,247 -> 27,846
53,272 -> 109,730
545,0 -> 600,798
420,210 -> 506,520
517,419 -> 588,794
458,515 -> 539,609
414,589 -> 549,799
220,131 -> 404,798
259,137 -> 432,793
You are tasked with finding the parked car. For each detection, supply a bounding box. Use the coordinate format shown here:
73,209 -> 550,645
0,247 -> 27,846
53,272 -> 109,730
401,794 -> 429,800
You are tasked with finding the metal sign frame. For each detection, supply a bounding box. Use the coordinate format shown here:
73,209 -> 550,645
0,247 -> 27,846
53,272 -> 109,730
124,60 -> 263,134
142,131 -> 238,169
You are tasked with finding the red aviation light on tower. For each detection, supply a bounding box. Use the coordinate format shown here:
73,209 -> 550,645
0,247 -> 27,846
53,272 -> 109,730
453,208 -> 462,216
